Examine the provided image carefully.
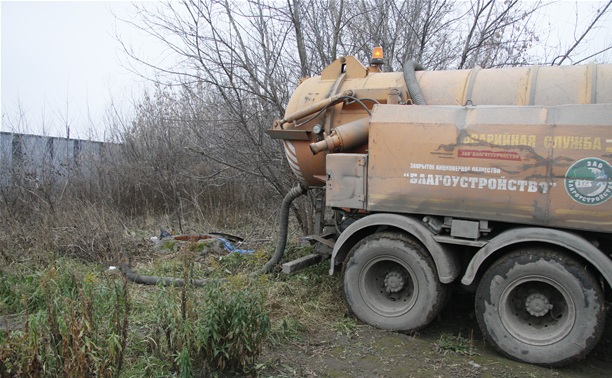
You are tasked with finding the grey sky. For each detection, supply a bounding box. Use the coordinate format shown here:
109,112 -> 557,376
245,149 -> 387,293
1,1 -> 149,140
1,1 -> 611,141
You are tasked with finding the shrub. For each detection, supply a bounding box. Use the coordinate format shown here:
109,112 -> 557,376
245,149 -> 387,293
198,281 -> 270,372
0,262 -> 129,377
149,277 -> 270,375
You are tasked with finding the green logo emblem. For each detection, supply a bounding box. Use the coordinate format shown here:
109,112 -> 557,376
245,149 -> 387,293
565,158 -> 612,205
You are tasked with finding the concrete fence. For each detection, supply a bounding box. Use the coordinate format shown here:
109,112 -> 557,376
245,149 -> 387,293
0,132 -> 121,186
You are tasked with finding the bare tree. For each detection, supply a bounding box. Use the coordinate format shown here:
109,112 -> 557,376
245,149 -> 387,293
552,0 -> 612,65
116,0 -> 312,229
116,0 -> 608,234
455,0 -> 543,68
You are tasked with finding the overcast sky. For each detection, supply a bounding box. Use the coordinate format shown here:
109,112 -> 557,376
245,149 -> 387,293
1,1 -> 611,141
1,1 -> 154,140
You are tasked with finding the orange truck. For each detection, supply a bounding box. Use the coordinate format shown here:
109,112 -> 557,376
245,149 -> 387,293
267,48 -> 612,366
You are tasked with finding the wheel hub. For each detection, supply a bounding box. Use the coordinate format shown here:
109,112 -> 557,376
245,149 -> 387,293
525,292 -> 553,317
384,270 -> 405,293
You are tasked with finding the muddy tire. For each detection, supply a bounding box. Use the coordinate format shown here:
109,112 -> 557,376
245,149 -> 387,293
475,248 -> 605,366
342,232 -> 446,331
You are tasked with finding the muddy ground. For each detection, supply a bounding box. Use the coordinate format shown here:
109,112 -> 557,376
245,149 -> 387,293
260,290 -> 612,378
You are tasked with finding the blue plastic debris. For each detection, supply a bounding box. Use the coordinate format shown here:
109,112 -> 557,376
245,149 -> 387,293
217,237 -> 254,254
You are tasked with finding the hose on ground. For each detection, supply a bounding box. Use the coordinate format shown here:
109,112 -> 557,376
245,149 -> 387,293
251,183 -> 308,276
119,183 -> 307,286
403,60 -> 426,105
119,260 -> 213,287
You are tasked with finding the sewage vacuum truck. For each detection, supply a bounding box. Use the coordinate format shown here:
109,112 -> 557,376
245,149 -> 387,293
267,48 -> 612,366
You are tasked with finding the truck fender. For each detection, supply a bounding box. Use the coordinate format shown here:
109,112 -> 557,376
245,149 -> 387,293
461,227 -> 612,289
329,213 -> 460,283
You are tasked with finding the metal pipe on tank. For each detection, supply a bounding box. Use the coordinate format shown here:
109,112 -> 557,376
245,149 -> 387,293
309,117 -> 370,155
273,90 -> 354,130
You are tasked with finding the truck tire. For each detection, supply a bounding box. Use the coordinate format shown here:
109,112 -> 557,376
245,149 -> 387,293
475,248 -> 605,366
342,232 -> 446,331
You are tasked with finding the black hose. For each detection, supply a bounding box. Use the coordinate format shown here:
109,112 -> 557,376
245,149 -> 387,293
251,183 -> 308,276
403,60 -> 426,105
119,261 -> 213,287
120,183 -> 307,285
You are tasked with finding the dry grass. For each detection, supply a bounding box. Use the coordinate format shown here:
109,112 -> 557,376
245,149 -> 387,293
0,146 -> 333,376
0,202 -> 345,376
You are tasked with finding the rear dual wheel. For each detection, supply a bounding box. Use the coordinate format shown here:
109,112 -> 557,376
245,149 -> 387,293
342,232 -> 446,331
476,248 -> 605,366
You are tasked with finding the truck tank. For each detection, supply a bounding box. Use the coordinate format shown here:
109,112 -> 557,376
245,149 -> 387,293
268,56 -> 612,233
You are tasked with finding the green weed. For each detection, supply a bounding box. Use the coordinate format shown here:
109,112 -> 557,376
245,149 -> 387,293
434,332 -> 476,356
142,247 -> 271,375
199,281 -> 270,372
0,261 -> 129,377
270,316 -> 307,344
147,281 -> 270,375
0,234 -> 345,377
332,317 -> 358,337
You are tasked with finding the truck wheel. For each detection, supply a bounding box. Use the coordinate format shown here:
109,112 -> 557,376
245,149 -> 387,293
342,232 -> 446,331
475,248 -> 605,366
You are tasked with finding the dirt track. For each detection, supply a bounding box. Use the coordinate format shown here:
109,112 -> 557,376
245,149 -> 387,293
261,291 -> 612,377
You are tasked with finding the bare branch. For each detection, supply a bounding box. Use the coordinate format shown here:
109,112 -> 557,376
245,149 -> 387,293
552,0 -> 612,65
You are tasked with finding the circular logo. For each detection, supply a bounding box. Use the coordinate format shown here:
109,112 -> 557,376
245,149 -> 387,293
565,158 -> 612,205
